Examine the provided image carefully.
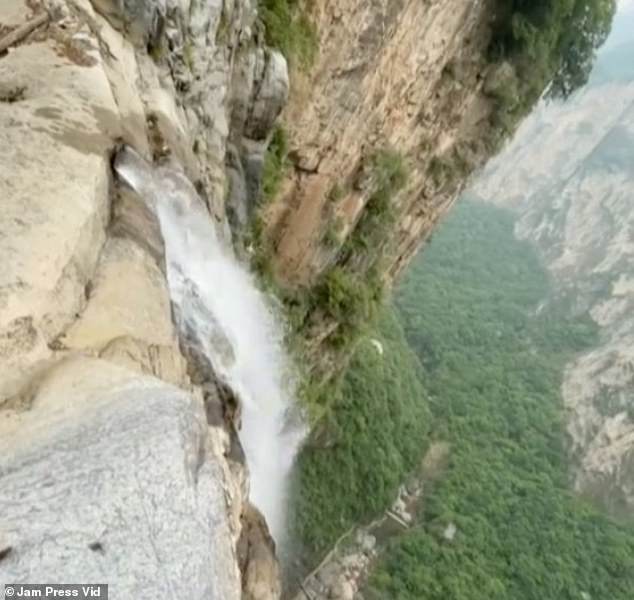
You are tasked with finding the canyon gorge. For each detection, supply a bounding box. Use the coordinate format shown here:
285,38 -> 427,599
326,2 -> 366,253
0,0 -> 628,598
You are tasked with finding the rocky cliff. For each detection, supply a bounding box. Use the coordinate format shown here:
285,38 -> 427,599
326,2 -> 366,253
0,0 -> 603,595
262,0 -> 501,287
474,31 -> 634,516
1,0 -> 286,596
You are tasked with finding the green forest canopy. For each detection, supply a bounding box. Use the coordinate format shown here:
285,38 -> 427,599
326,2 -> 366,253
366,201 -> 634,599
289,309 -> 431,570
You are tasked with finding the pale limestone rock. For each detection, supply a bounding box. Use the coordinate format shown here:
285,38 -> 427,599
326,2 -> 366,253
90,0 -> 166,45
330,581 -> 355,600
63,237 -> 174,350
244,50 -> 289,142
238,504 -> 282,600
0,19 -> 118,402
0,357 -> 241,599
357,532 -> 376,554
97,13 -> 151,153
98,335 -> 187,385
0,0 -> 290,593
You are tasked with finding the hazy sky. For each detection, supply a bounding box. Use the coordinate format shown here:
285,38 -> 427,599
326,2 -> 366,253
602,2 -> 634,50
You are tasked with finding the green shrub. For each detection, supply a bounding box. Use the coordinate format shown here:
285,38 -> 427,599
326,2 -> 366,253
327,183 -> 345,203
372,149 -> 408,193
345,149 -> 407,255
261,126 -> 289,203
428,155 -> 452,186
484,0 -> 616,145
321,220 -> 342,249
260,0 -> 319,69
490,0 -> 616,100
310,267 -> 382,347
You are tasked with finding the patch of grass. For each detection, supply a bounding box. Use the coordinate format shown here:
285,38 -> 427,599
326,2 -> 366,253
372,149 -> 408,196
215,3 -> 231,44
321,226 -> 340,249
260,0 -> 319,69
321,217 -> 344,249
183,40 -> 195,71
261,126 -> 290,203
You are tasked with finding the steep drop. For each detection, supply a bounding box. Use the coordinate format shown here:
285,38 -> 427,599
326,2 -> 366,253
113,147 -> 301,544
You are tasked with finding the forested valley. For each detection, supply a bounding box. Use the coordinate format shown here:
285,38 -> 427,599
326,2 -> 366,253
291,201 -> 634,598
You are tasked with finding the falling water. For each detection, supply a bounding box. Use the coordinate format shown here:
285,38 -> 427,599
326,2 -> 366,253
113,147 -> 302,543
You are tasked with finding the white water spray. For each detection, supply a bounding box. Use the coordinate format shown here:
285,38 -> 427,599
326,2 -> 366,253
113,147 -> 302,543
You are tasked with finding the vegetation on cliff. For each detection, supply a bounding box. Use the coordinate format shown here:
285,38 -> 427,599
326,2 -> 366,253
489,0 -> 616,137
259,0 -> 318,68
261,126 -> 290,204
254,0 -> 617,361
341,149 -> 408,259
253,5 -> 629,589
289,309 -> 431,568
253,146 -> 407,368
364,201 -> 634,599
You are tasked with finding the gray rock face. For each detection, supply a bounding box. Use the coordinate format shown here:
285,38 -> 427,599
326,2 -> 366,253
0,358 -> 241,600
90,0 -> 289,233
243,50 -> 290,142
227,48 -> 290,230
90,0 -> 166,45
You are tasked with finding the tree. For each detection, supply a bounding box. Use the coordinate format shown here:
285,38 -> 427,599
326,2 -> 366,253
492,0 -> 617,100
549,0 -> 616,97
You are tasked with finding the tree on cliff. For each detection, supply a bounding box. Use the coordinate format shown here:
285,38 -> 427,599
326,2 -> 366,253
493,0 -> 617,99
550,0 -> 617,96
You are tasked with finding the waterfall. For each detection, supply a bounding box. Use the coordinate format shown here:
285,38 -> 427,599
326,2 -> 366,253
113,147 -> 302,544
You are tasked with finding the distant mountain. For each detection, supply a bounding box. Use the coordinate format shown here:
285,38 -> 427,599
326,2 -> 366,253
473,35 -> 634,516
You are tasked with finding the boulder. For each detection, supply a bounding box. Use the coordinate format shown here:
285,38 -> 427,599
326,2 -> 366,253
237,503 -> 282,600
244,50 -> 289,142
0,357 -> 241,599
330,580 -> 355,600
357,532 -> 376,555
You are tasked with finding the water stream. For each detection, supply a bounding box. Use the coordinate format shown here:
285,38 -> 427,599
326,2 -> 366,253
113,147 -> 302,544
